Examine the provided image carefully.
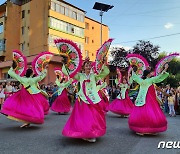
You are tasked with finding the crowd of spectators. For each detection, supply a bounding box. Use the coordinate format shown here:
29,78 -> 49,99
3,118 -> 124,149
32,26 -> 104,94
0,81 -> 180,116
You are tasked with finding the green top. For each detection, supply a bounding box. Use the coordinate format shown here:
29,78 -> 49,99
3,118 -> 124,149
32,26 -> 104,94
8,67 -> 47,94
97,82 -> 107,91
115,78 -> 129,99
131,71 -> 169,106
55,78 -> 73,95
62,65 -> 110,104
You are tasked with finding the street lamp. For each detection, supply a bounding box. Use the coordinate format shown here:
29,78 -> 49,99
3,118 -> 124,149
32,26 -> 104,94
93,2 -> 114,45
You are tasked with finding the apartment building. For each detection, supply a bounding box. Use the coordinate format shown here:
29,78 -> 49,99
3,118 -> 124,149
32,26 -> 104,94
0,0 -> 109,83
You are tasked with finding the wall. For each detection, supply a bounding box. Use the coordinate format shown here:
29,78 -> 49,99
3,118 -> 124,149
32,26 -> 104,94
84,17 -> 109,61
29,0 -> 49,55
5,1 -> 21,61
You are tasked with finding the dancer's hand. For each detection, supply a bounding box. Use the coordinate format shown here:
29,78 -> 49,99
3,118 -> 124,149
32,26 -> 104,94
164,63 -> 169,71
102,56 -> 107,65
59,55 -> 64,63
44,63 -> 49,69
132,65 -> 137,72
59,55 -> 68,64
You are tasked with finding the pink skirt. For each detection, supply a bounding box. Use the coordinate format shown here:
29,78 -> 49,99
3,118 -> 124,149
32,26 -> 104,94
62,99 -> 106,138
128,85 -> 167,133
98,91 -> 109,113
37,92 -> 49,115
108,91 -> 134,115
51,89 -> 71,113
0,87 -> 44,124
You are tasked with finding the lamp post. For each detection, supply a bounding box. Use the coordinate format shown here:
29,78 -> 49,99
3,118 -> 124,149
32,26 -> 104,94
93,2 -> 114,45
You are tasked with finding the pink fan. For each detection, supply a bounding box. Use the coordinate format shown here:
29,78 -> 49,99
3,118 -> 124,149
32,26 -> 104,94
155,53 -> 180,76
32,51 -> 54,75
116,68 -> 122,83
126,54 -> 149,77
54,68 -> 64,81
13,50 -> 27,76
54,39 -> 82,78
127,67 -> 133,84
91,62 -> 96,74
54,67 -> 69,81
95,39 -> 113,73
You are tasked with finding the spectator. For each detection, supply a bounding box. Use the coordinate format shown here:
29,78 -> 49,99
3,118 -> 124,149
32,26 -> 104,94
111,85 -> 117,100
0,84 -> 5,109
164,84 -> 170,113
5,81 -> 13,98
168,92 -> 176,117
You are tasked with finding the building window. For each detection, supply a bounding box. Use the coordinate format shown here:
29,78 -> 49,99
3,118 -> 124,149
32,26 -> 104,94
70,27 -> 74,33
56,4 -> 60,13
22,10 -> 25,18
92,26 -> 94,30
92,40 -> 94,43
68,9 -> 72,18
60,6 -> 65,15
21,42 -> 25,51
78,14 -> 84,22
21,26 -> 25,35
65,7 -> 69,16
85,22 -> 89,29
0,39 -> 5,51
85,37 -> 89,44
51,1 -> 56,11
85,50 -> 89,57
0,23 -> 3,33
49,17 -> 84,37
92,53 -> 94,56
77,13 -> 81,21
28,10 -> 30,14
72,11 -> 77,20
80,14 -> 84,22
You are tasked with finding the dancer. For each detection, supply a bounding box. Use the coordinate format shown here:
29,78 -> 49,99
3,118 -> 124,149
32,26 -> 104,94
97,80 -> 109,113
109,77 -> 134,117
0,61 -> 48,128
62,57 -> 109,142
33,75 -> 50,115
51,75 -> 72,114
128,64 -> 169,135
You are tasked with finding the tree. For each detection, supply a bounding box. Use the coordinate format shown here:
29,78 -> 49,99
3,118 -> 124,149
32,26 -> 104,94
108,47 -> 129,69
108,47 -> 130,73
131,40 -> 160,68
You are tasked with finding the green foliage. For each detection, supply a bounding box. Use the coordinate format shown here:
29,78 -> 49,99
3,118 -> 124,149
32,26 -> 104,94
131,40 -> 160,68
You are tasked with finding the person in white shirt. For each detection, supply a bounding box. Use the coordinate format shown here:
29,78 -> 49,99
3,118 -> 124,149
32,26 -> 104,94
5,81 -> 13,98
0,84 -> 5,109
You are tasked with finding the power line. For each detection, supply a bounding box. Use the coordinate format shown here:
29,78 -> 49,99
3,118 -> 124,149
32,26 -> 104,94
115,23 -> 180,28
115,32 -> 180,44
118,6 -> 180,16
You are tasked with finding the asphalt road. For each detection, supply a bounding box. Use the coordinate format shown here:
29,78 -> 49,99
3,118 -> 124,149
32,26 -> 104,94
0,111 -> 180,154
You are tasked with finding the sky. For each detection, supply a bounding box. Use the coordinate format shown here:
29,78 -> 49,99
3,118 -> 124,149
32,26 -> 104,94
0,0 -> 180,53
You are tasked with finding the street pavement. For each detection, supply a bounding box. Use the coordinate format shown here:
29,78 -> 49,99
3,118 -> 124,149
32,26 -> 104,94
0,111 -> 180,154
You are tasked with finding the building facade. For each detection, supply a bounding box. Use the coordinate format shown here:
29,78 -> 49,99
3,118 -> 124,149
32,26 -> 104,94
0,0 -> 109,83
